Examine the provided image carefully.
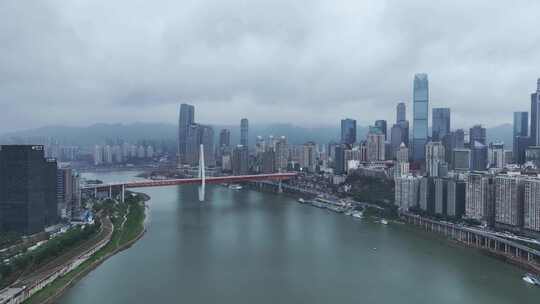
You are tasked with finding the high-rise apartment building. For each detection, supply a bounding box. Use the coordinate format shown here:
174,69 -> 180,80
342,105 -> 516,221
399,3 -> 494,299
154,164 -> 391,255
523,178 -> 540,232
494,175 -> 523,229
413,73 -> 429,162
375,120 -> 388,140
367,127 -> 385,161
465,173 -> 494,225
426,141 -> 445,177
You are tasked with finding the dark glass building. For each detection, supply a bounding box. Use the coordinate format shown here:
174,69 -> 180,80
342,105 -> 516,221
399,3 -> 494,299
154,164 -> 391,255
432,108 -> 450,141
375,120 -> 388,140
469,125 -> 487,145
513,112 -> 529,163
240,118 -> 249,147
340,119 -> 357,146
531,79 -> 540,145
0,145 -> 58,234
396,102 -> 406,123
413,73 -> 429,161
178,103 -> 195,164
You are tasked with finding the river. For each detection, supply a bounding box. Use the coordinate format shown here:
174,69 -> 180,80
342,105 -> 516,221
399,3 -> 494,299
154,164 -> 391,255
58,171 -> 540,303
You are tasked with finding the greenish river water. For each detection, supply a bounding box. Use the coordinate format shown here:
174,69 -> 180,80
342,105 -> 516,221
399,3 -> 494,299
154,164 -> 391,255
58,171 -> 540,303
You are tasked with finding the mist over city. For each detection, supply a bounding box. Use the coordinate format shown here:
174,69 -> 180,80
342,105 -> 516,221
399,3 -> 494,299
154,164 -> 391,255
1,1 -> 540,304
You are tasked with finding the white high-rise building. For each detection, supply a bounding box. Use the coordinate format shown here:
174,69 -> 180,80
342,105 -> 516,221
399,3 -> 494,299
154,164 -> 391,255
523,178 -> 540,232
426,141 -> 445,177
465,173 -> 494,224
494,175 -> 523,228
367,129 -> 385,161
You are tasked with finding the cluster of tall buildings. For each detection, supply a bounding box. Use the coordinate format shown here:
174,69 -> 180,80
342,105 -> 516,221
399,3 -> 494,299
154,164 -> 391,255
394,77 -> 540,236
93,143 -> 155,165
0,145 -> 80,235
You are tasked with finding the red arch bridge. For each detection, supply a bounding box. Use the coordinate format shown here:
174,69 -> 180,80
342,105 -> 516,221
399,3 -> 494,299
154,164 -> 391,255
81,172 -> 298,202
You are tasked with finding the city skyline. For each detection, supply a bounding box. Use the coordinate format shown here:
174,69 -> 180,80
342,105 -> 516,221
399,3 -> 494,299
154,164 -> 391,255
2,1 -> 540,132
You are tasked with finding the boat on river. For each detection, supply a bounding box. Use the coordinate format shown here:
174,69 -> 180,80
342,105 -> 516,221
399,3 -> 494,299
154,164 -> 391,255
523,273 -> 540,286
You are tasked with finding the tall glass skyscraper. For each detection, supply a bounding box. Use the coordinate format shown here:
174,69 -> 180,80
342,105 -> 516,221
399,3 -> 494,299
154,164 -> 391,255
396,102 -> 406,123
340,118 -> 357,146
240,118 -> 249,147
530,79 -> 540,145
432,108 -> 450,141
513,111 -> 529,164
178,103 -> 195,164
412,73 -> 429,161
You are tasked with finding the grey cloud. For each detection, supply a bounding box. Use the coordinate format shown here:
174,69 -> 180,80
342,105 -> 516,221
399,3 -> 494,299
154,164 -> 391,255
1,0 -> 539,132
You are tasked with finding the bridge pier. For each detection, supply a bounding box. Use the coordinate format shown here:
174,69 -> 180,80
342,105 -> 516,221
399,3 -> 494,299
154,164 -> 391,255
121,184 -> 125,203
278,180 -> 283,193
109,186 -> 112,199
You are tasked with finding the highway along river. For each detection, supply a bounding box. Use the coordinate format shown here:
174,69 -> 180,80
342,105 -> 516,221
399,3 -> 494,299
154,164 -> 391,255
58,171 -> 540,304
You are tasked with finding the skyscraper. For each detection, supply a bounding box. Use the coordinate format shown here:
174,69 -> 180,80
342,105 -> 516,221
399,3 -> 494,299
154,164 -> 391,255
396,102 -> 406,123
178,103 -> 195,164
469,125 -> 487,145
341,119 -> 357,146
523,178 -> 540,232
240,118 -> 249,147
494,176 -> 523,229
425,142 -> 445,177
413,73 -> 429,161
513,112 -> 528,163
375,120 -> 388,140
530,79 -> 540,145
219,129 -> 231,148
432,108 -> 450,141
465,173 -> 495,225
367,127 -> 385,161
471,141 -> 488,171
0,145 -> 58,234
186,124 -> 215,167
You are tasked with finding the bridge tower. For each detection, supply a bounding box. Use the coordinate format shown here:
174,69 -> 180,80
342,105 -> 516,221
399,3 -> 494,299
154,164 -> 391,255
198,144 -> 206,202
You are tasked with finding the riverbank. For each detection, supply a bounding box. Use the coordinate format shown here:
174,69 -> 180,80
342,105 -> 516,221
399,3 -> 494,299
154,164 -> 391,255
22,193 -> 149,304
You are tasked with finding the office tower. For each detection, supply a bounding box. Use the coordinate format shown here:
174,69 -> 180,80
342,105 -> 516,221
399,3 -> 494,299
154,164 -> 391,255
232,145 -> 249,175
469,125 -> 487,145
395,143 -> 410,177
488,142 -> 505,169
341,118 -> 357,146
274,136 -> 289,171
390,121 -> 409,159
523,179 -> 540,232
513,112 -> 529,164
432,108 -> 450,141
396,102 -> 406,123
465,173 -> 495,225
395,175 -> 420,210
426,142 -> 445,177
0,145 -> 58,234
186,124 -> 215,166
530,79 -> 540,145
412,73 -> 429,161
525,146 -> 540,167
453,149 -> 471,171
375,120 -> 388,140
494,176 -> 523,229
57,166 -> 74,219
367,127 -> 385,161
471,141 -> 488,171
219,129 -> 231,148
434,178 -> 448,215
447,178 -> 466,218
334,145 -> 346,175
178,103 -> 195,164
419,177 -> 436,213
261,150 -> 276,173
302,142 -> 317,173
240,118 -> 249,147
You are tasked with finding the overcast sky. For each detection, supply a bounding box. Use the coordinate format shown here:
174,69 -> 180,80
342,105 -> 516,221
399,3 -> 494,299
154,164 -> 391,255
1,0 -> 539,132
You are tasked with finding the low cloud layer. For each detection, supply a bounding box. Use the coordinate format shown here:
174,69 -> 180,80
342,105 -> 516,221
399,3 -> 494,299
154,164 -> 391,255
1,0 -> 539,132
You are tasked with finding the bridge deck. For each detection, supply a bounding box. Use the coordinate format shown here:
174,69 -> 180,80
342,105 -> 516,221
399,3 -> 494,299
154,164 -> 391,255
82,173 -> 297,190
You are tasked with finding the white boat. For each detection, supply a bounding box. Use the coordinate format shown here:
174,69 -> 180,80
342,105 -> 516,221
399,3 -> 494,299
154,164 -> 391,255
229,184 -> 243,190
352,212 -> 363,219
523,273 -> 540,286
380,219 -> 389,225
298,198 -> 306,203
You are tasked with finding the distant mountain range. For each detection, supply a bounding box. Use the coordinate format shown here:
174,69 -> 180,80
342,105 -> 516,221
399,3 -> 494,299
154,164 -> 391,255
0,122 -> 513,148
